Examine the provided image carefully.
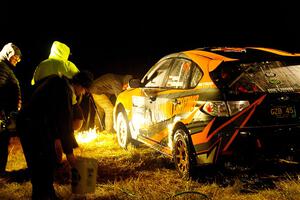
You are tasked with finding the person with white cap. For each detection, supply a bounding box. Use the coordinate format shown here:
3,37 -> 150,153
0,42 -> 22,175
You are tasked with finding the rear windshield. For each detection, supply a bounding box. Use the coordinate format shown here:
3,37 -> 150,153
211,59 -> 300,94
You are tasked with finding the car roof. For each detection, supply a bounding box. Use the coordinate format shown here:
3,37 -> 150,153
191,47 -> 299,59
156,47 -> 300,72
160,47 -> 300,60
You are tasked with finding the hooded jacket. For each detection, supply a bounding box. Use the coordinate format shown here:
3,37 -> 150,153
31,41 -> 79,85
0,43 -> 22,112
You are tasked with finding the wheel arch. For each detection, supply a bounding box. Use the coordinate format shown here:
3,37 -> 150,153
171,122 -> 196,155
114,103 -> 126,130
172,122 -> 190,141
172,122 -> 197,179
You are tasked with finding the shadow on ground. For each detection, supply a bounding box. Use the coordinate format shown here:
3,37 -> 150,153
0,168 -> 30,183
192,158 -> 300,193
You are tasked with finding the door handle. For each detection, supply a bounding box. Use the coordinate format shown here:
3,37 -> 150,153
150,96 -> 156,102
172,99 -> 181,105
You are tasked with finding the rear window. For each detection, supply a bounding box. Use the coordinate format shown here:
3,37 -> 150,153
211,59 -> 300,94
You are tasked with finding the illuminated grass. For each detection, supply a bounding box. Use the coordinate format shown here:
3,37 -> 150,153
2,131 -> 300,200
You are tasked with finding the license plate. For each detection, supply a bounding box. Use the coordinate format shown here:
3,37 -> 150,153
270,105 -> 297,119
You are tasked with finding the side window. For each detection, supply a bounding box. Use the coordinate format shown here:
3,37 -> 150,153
166,58 -> 192,89
190,64 -> 203,88
144,59 -> 172,88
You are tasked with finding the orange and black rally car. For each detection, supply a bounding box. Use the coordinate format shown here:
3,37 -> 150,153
113,47 -> 300,179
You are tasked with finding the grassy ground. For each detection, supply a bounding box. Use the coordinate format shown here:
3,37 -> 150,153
1,131 -> 300,200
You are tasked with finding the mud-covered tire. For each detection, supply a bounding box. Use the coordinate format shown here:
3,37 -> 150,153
173,128 -> 195,180
116,111 -> 131,149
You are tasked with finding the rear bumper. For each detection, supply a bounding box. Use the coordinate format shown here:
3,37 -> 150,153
227,125 -> 300,160
236,123 -> 300,130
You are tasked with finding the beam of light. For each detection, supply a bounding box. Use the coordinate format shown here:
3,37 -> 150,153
75,127 -> 98,144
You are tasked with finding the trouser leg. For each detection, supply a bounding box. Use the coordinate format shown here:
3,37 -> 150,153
92,94 -> 114,131
31,147 -> 57,200
31,165 -> 56,200
94,106 -> 104,131
0,132 -> 10,172
94,94 -> 114,132
103,102 -> 114,132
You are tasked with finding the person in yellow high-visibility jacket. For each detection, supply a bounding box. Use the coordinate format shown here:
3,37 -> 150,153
31,41 -> 82,130
31,40 -> 79,85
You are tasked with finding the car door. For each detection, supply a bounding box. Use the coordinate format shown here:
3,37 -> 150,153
131,58 -> 172,133
134,57 -> 201,152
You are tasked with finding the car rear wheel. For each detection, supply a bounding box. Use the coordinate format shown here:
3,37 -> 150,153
173,128 -> 195,180
116,111 -> 131,149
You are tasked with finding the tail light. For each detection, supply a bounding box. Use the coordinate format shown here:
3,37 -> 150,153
202,101 -> 228,117
203,101 -> 250,117
227,101 -> 250,116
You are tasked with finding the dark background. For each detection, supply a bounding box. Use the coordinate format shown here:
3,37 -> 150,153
1,3 -> 300,101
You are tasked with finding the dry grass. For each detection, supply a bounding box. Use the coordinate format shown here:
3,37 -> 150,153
1,132 -> 300,200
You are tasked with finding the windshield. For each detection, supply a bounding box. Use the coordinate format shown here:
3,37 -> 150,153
211,60 -> 300,94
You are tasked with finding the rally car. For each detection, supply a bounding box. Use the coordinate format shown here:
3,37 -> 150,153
113,47 -> 300,179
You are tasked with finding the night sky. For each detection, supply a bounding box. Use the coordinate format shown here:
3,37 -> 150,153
1,3 -> 300,101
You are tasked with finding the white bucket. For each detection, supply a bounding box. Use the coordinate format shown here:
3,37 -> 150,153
71,156 -> 98,194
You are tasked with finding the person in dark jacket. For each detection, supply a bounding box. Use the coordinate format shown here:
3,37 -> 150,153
89,73 -> 132,132
17,71 -> 93,200
0,42 -> 22,175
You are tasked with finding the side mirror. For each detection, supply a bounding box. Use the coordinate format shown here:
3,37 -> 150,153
129,78 -> 141,88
